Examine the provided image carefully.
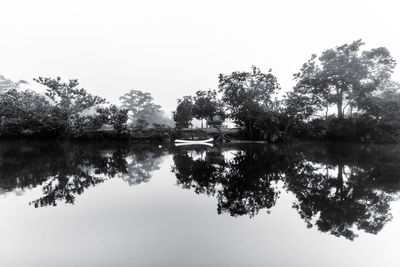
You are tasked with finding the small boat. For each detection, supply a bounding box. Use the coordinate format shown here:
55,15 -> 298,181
175,142 -> 213,147
175,138 -> 214,143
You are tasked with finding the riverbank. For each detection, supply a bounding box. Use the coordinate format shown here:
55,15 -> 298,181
1,123 -> 399,144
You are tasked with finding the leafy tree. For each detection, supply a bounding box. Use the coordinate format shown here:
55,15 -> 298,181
119,90 -> 172,128
218,66 -> 280,138
119,90 -> 160,118
173,96 -> 194,128
33,77 -> 107,136
359,82 -> 400,123
0,89 -> 62,136
108,105 -> 129,133
34,77 -> 106,115
285,88 -> 324,121
193,90 -> 221,128
293,40 -> 396,118
0,75 -> 26,93
95,105 -> 129,133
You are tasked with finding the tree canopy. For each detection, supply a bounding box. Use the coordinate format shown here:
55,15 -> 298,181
173,96 -> 194,129
34,77 -> 106,115
120,90 -> 173,128
218,66 -> 280,137
292,39 -> 396,118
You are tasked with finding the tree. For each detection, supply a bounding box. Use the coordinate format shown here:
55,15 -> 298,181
119,90 -> 172,128
34,77 -> 106,116
293,40 -> 396,118
173,96 -> 194,128
32,77 -> 107,136
193,90 -> 219,128
119,90 -> 160,118
0,89 -> 61,136
95,105 -> 129,133
218,66 -> 280,138
285,86 -> 325,121
0,75 -> 26,93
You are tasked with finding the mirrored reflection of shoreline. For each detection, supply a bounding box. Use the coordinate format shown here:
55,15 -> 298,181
172,143 -> 400,240
1,141 -> 400,240
0,140 -> 168,207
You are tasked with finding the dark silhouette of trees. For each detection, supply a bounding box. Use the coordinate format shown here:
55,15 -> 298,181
0,141 -> 167,207
172,145 -> 285,217
292,40 -> 396,118
0,89 -> 64,136
0,140 -> 399,239
34,77 -> 106,117
218,66 -> 281,139
283,143 -> 398,240
173,96 -> 194,128
192,90 -> 224,128
172,142 -> 400,240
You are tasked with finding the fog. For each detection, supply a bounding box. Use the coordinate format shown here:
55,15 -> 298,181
1,0 -> 400,113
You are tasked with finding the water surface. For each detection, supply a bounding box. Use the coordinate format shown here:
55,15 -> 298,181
0,141 -> 399,267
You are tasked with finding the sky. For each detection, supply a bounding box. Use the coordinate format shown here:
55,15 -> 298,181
1,0 -> 400,114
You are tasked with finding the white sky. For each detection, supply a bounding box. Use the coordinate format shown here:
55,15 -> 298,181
1,0 -> 400,114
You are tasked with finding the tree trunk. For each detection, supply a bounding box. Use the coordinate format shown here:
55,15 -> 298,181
336,89 -> 344,119
325,105 -> 329,120
201,119 -> 203,128
337,100 -> 343,118
336,164 -> 344,200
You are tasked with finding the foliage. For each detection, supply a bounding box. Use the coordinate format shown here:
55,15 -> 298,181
192,89 -> 225,127
293,39 -> 396,118
0,76 -> 167,139
173,96 -> 194,128
218,66 -> 280,138
120,90 -> 173,128
0,89 -> 65,136
34,77 -> 106,115
0,75 -> 27,93
120,90 -> 160,116
95,105 -> 129,133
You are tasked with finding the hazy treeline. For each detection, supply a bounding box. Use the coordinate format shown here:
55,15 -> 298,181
2,39 -> 400,142
174,40 -> 400,142
0,76 -> 173,139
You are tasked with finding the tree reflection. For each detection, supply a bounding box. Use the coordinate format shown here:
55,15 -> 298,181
0,141 -> 166,207
284,143 -> 400,240
172,143 -> 400,240
1,140 -> 399,240
285,162 -> 393,240
173,145 -> 284,217
119,149 -> 166,186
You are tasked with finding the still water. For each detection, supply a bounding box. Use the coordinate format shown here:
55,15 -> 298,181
0,140 -> 399,267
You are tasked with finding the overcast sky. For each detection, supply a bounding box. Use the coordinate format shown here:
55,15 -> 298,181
1,0 -> 400,113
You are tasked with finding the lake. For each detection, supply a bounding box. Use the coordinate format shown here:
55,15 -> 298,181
0,140 -> 399,267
